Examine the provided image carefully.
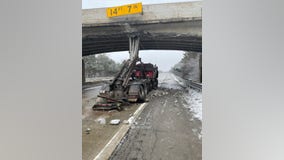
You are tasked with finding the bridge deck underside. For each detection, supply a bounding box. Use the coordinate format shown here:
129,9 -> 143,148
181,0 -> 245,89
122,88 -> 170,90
82,20 -> 202,56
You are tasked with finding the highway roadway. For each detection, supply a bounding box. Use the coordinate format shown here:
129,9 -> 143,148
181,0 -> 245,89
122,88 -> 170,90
82,72 -> 202,160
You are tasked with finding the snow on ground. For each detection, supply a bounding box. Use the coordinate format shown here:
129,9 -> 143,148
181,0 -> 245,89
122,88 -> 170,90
159,72 -> 202,121
184,89 -> 202,120
158,72 -> 186,89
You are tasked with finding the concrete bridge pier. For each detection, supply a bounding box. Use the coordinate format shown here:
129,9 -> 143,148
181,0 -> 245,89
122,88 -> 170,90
128,36 -> 140,61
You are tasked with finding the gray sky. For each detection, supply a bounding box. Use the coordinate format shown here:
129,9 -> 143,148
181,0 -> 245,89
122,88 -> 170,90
82,0 -> 193,71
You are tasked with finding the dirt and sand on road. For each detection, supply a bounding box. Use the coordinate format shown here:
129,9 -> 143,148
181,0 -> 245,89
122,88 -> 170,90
82,72 -> 202,160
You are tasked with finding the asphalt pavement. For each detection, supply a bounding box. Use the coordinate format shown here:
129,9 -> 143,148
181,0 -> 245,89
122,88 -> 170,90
109,72 -> 202,160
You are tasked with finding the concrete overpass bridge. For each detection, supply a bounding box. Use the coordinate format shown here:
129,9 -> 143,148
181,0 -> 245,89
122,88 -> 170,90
82,1 -> 202,56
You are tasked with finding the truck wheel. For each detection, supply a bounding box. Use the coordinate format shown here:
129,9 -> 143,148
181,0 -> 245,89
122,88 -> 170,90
138,85 -> 146,102
153,79 -> 158,90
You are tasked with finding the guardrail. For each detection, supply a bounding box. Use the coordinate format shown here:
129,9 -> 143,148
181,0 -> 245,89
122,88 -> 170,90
189,80 -> 202,91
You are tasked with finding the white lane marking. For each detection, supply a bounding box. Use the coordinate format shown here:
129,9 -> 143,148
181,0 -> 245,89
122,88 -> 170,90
93,125 -> 128,160
132,103 -> 147,118
93,102 -> 148,160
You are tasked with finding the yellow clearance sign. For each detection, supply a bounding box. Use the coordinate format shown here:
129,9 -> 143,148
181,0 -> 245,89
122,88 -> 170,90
106,2 -> 142,18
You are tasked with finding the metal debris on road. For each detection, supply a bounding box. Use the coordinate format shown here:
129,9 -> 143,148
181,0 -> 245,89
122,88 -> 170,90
95,117 -> 106,125
110,119 -> 121,125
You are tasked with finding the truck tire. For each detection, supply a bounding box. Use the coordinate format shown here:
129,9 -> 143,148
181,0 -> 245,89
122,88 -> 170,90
138,85 -> 146,102
153,79 -> 158,90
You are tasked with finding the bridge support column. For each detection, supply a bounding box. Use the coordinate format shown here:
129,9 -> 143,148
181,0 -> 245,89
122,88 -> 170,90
119,36 -> 141,87
129,36 -> 140,60
82,59 -> 86,84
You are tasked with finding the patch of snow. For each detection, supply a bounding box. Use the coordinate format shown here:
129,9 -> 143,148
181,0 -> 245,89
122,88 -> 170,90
171,73 -> 185,87
158,72 -> 186,89
184,89 -> 202,120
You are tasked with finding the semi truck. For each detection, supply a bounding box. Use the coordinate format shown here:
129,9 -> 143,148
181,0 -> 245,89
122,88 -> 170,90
93,58 -> 158,110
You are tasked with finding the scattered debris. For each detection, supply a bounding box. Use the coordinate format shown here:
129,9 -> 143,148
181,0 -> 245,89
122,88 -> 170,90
128,116 -> 135,124
85,128 -> 91,134
150,90 -> 169,98
110,119 -> 121,125
95,117 -> 106,125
